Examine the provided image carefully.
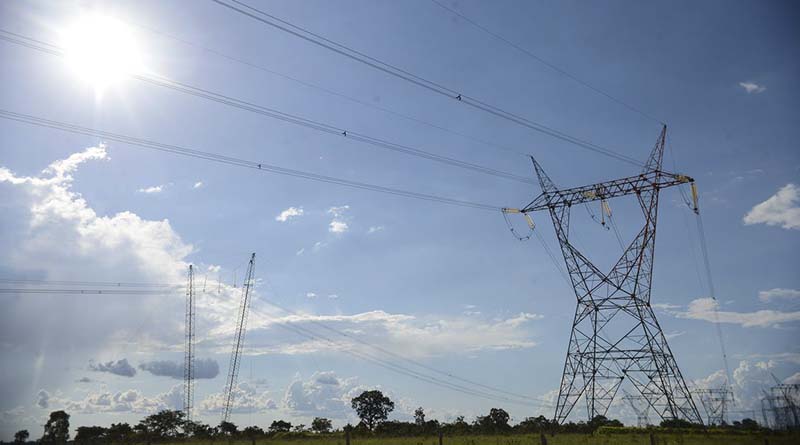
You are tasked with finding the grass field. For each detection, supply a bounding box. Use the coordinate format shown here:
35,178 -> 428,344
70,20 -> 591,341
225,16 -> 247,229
149,432 -> 799,445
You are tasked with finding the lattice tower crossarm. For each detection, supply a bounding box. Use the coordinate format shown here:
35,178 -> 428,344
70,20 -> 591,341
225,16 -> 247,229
511,126 -> 703,425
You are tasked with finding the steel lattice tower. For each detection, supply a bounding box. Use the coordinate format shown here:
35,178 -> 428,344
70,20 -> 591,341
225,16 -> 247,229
183,264 -> 195,421
515,126 -> 702,424
222,253 -> 256,423
622,390 -> 652,427
695,387 -> 733,425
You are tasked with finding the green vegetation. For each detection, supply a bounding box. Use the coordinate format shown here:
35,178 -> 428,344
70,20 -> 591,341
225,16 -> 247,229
15,389 -> 799,444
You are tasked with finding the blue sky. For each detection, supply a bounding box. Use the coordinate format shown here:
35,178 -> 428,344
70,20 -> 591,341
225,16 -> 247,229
1,0 -> 799,439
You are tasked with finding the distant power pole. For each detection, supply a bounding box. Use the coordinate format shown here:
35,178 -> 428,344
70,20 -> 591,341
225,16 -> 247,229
184,265 -> 195,422
507,126 -> 702,424
222,253 -> 256,423
623,390 -> 651,427
695,387 -> 734,425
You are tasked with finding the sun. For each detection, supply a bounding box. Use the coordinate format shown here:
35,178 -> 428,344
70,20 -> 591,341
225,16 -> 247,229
60,14 -> 143,89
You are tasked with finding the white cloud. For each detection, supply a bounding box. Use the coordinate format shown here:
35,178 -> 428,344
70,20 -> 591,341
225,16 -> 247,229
758,288 -> 800,303
739,81 -> 766,94
676,298 -> 800,328
139,358 -> 219,379
691,360 -> 780,412
327,205 -> 350,233
328,294 -> 339,299
56,385 -> 184,414
282,371 -> 366,419
137,185 -> 164,194
367,226 -> 384,234
296,248 -> 305,256
243,308 -> 541,358
89,358 -> 136,377
36,389 -> 50,409
785,372 -> 800,384
193,181 -> 204,189
275,206 -> 304,222
0,147 -> 252,422
199,382 -> 277,415
743,183 -> 800,230
306,292 -> 317,298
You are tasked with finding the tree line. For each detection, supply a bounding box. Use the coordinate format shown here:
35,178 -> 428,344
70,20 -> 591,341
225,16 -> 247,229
10,389 -> 765,443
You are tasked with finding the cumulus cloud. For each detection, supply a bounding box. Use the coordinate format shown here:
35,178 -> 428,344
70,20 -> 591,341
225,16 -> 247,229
739,81 -> 766,94
137,185 -> 164,194
675,298 -> 800,328
36,389 -> 50,409
275,206 -> 304,222
139,358 -> 219,379
758,288 -> 800,303
691,360 -> 786,412
199,382 -> 277,415
283,371 -> 364,417
90,359 -> 137,377
57,385 -> 183,414
0,147 -> 249,422
327,205 -> 350,233
743,184 -> 800,230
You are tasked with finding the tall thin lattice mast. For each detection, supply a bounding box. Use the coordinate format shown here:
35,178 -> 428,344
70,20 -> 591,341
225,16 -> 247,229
222,253 -> 256,422
183,264 -> 195,421
512,126 -> 702,424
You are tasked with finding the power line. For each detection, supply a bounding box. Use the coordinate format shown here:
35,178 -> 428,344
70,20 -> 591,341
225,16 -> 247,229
210,0 -> 645,167
0,109 -> 502,212
428,0 -> 664,125
115,16 -> 532,159
0,29 -> 534,186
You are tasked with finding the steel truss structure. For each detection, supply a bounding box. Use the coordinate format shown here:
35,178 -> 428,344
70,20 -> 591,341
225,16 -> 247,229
516,126 -> 703,424
184,265 -> 196,421
222,253 -> 256,423
695,387 -> 734,425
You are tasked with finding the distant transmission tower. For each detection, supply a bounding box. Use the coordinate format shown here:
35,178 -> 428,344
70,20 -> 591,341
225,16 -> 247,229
507,126 -> 703,424
695,387 -> 734,425
183,264 -> 195,421
221,253 -> 256,422
623,390 -> 651,427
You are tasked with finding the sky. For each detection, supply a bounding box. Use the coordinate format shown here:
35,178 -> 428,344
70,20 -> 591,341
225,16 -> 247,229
1,0 -> 799,440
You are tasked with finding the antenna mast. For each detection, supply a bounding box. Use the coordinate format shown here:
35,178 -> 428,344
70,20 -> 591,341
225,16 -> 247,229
183,264 -> 195,421
221,253 -> 256,422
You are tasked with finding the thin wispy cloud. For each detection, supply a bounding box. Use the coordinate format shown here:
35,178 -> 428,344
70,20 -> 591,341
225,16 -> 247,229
193,181 -> 204,189
275,206 -> 304,222
759,288 -> 800,302
739,81 -> 766,94
743,183 -> 800,230
675,298 -> 800,328
328,205 -> 350,233
137,185 -> 164,194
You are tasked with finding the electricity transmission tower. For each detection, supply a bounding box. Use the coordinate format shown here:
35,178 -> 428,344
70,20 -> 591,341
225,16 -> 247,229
222,253 -> 256,422
695,387 -> 734,425
508,126 -> 703,424
761,383 -> 800,429
622,390 -> 652,427
184,264 -> 195,421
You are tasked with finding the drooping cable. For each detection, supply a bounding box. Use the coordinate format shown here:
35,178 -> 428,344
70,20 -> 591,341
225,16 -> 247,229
210,0 -> 644,167
428,0 -> 664,125
0,30 -> 535,185
0,109 -> 502,212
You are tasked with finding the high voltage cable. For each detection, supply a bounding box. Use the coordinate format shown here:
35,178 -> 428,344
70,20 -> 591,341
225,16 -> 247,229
254,298 -> 552,405
114,17 -> 532,159
211,0 -> 644,167
0,278 -> 179,287
0,109 -> 501,212
0,30 -> 534,185
428,0 -> 664,125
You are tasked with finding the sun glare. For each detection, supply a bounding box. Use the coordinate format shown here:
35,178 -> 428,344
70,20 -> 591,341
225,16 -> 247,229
61,14 -> 143,89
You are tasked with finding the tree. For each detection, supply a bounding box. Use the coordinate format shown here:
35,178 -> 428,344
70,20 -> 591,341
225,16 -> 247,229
242,425 -> 265,438
414,407 -> 426,425
218,420 -> 238,436
293,424 -> 307,432
135,410 -> 186,440
13,430 -> 29,444
517,415 -> 553,433
475,408 -> 510,433
41,410 -> 70,444
268,420 -> 292,433
351,390 -> 395,430
74,426 -> 107,443
311,417 -> 333,434
184,421 -> 213,438
106,423 -> 134,442
589,415 -> 623,430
